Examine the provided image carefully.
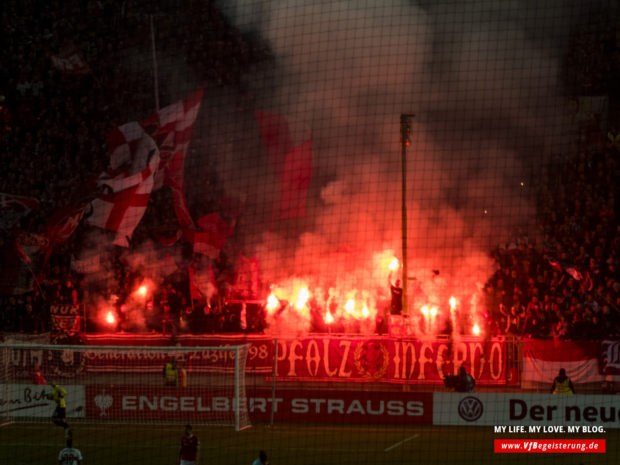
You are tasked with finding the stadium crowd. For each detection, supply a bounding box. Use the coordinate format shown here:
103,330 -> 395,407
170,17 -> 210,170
483,146 -> 620,340
0,1 -> 619,341
0,1 -> 267,336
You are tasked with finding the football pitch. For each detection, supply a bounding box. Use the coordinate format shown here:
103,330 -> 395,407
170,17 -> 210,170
2,422 -> 619,465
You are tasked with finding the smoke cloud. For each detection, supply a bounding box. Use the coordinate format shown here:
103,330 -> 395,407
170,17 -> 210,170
201,0 -> 598,333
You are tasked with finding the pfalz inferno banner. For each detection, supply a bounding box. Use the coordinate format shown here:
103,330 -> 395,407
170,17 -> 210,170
272,336 -> 506,384
80,335 -> 506,384
84,386 -> 432,425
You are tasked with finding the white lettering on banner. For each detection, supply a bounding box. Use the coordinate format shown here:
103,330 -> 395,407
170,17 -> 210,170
322,339 -> 337,377
122,396 -> 214,412
338,341 -> 353,377
489,342 -> 502,380
286,340 -> 303,376
307,340 -> 320,377
470,342 -> 484,379
436,344 -> 448,379
418,343 -> 432,380
453,343 -> 467,374
393,341 -> 503,381
289,398 -> 424,417
328,399 -> 344,414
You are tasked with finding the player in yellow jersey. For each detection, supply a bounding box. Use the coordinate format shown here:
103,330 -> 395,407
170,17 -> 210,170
49,382 -> 72,438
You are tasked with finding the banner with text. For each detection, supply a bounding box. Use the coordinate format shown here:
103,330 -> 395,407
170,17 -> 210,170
0,384 -> 86,418
84,385 -> 432,425
433,393 -> 620,429
82,334 -> 507,385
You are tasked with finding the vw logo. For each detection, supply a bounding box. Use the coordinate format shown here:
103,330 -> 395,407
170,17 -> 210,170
458,396 -> 483,422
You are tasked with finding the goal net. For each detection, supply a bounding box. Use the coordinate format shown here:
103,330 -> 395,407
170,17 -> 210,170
0,343 -> 251,431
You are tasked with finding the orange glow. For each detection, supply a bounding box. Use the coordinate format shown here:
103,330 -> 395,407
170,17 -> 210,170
325,311 -> 334,324
345,299 -> 355,314
430,307 -> 437,317
449,296 -> 456,309
388,258 -> 399,272
421,306 -> 429,317
472,323 -> 480,336
295,287 -> 310,310
362,304 -> 370,318
105,311 -> 116,325
266,293 -> 279,313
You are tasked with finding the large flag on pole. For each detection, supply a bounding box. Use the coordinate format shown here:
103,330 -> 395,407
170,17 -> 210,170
105,88 -> 204,228
87,134 -> 160,247
142,87 -> 204,228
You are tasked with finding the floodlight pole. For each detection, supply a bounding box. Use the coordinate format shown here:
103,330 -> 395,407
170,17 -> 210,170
400,114 -> 414,315
150,15 -> 160,111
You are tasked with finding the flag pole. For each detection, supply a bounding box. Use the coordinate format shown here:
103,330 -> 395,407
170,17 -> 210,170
150,15 -> 160,111
400,114 -> 414,315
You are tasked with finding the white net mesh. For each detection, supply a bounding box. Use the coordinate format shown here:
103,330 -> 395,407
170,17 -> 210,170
0,343 -> 251,431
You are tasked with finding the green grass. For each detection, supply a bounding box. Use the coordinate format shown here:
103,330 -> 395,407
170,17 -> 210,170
2,422 -> 619,465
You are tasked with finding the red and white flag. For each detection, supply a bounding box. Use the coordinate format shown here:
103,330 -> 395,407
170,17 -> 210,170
106,88 -> 204,228
142,87 -> 204,227
523,339 -> 602,384
88,137 -> 160,247
185,213 -> 233,258
50,44 -> 91,76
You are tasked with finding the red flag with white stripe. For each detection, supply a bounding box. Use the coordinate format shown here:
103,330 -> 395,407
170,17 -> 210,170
522,339 -> 602,384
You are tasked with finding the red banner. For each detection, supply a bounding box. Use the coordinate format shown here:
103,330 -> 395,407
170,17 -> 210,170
83,334 -> 506,384
84,386 -> 432,425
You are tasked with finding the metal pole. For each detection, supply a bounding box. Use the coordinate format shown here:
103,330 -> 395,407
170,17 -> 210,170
400,114 -> 414,315
150,15 -> 160,111
270,338 -> 278,426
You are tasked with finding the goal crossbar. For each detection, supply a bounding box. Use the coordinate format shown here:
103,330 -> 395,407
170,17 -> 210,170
0,343 -> 251,431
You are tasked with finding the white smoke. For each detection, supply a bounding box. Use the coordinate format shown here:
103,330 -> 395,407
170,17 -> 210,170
207,0 -> 593,333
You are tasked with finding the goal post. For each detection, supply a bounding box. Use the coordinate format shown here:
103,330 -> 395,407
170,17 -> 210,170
0,343 -> 251,431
